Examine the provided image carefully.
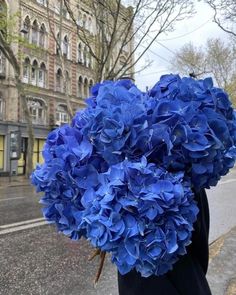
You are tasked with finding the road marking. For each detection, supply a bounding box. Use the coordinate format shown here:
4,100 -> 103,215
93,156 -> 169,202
0,217 -> 45,229
219,178 -> 236,185
0,197 -> 26,202
0,220 -> 49,235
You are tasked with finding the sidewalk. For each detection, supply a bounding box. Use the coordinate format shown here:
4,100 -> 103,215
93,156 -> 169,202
208,226 -> 236,295
0,176 -> 30,188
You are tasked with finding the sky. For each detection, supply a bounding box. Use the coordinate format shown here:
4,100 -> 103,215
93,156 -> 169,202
135,1 -> 229,91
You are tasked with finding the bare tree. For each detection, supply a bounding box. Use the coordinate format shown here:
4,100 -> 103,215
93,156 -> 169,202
205,0 -> 236,38
62,0 -> 196,83
46,0 -> 73,120
170,42 -> 210,77
171,38 -> 236,104
0,1 -> 34,177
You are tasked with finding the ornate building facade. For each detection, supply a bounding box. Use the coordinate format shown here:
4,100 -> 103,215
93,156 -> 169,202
0,0 -> 133,176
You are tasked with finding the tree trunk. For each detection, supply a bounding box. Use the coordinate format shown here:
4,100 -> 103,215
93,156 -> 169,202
16,79 -> 34,178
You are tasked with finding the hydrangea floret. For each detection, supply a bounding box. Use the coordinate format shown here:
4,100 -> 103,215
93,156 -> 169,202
32,74 -> 236,277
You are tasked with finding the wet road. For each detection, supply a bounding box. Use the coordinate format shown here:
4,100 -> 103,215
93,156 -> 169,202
0,186 -> 42,226
0,169 -> 236,295
0,225 -> 118,295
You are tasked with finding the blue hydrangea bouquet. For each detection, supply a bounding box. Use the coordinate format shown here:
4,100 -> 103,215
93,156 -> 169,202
32,74 -> 236,280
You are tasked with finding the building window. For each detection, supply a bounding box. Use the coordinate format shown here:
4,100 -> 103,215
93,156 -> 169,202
33,138 -> 45,168
56,68 -> 63,92
0,95 -> 4,120
31,60 -> 38,86
0,98 -> 2,118
62,5 -> 69,19
36,0 -> 46,6
84,78 -> 88,98
78,76 -> 83,98
38,63 -> 46,88
77,11 -> 82,26
39,24 -> 46,48
32,20 -> 39,45
65,70 -> 70,94
0,50 -> 6,76
0,135 -> 4,170
88,17 -> 92,33
88,49 -> 92,68
23,57 -> 30,83
28,98 -> 46,125
55,33 -> 60,55
89,79 -> 93,94
55,0 -> 69,18
56,104 -> 68,125
22,16 -> 30,41
63,35 -> 69,58
83,14 -> 87,28
83,46 -> 87,67
78,43 -> 82,63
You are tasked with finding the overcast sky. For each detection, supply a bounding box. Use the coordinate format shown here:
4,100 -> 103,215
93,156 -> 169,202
135,1 -> 228,91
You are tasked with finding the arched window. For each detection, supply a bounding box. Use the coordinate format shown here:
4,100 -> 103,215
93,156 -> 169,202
65,70 -> 70,94
83,46 -> 87,66
77,11 -> 82,26
23,57 -> 31,83
89,79 -> 93,94
88,17 -> 92,32
28,98 -> 46,125
56,104 -> 68,125
38,63 -> 46,88
0,50 -> 6,76
88,49 -> 92,68
78,76 -> 83,98
56,68 -> 62,92
56,33 -> 60,55
22,16 -> 30,41
84,78 -> 88,98
0,92 -> 4,120
39,24 -> 46,48
62,5 -> 68,19
32,20 -> 39,45
63,35 -> 69,58
31,60 -> 38,86
78,43 -> 82,63
83,14 -> 87,28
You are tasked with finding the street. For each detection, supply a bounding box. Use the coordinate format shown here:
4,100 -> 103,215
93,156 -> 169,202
0,169 -> 236,295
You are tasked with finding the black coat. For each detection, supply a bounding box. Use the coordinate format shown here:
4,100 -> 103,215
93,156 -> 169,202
118,189 -> 212,295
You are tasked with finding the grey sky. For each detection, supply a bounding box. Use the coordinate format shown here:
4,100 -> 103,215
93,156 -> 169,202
135,1 -> 228,90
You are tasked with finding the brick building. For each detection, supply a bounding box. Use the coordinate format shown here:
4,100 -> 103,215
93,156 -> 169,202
0,0 -> 133,176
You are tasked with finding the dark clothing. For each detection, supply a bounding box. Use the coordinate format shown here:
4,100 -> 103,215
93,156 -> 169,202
118,189 -> 212,295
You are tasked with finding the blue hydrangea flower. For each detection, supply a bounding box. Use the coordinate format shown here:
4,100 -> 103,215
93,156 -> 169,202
31,75 -> 236,277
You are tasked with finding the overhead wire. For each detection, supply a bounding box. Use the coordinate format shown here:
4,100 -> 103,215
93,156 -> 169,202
158,18 -> 212,41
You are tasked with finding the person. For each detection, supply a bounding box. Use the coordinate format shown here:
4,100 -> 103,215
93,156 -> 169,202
118,188 -> 212,295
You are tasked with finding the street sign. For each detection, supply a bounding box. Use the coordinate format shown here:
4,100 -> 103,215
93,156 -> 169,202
10,130 -> 21,160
